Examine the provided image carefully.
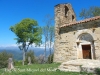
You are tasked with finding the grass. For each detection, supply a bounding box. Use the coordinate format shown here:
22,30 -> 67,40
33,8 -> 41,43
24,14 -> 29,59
0,63 -> 94,75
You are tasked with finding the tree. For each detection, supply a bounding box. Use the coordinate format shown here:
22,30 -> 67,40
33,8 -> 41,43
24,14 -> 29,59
42,15 -> 54,63
10,18 -> 42,65
42,26 -> 49,63
79,6 -> 100,19
48,26 -> 54,63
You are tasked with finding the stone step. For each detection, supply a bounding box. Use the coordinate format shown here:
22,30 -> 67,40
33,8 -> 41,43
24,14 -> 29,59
58,59 -> 100,73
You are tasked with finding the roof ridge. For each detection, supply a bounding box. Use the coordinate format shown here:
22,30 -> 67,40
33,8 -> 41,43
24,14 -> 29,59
60,16 -> 100,28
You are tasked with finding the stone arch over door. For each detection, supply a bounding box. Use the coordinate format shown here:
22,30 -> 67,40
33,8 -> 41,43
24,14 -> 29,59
76,33 -> 95,59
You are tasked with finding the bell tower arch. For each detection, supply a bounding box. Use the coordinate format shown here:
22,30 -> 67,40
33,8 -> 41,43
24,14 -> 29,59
54,3 -> 76,62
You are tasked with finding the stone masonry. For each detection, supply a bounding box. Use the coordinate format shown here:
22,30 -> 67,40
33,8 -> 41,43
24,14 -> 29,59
54,3 -> 100,63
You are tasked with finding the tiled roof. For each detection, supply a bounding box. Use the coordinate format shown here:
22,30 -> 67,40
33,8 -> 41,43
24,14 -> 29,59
60,16 -> 100,28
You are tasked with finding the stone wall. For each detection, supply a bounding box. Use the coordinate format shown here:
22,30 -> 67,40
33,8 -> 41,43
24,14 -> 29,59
54,3 -> 76,25
54,3 -> 76,62
54,19 -> 100,63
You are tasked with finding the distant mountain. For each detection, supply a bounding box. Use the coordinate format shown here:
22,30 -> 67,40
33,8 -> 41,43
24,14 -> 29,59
0,46 -> 53,60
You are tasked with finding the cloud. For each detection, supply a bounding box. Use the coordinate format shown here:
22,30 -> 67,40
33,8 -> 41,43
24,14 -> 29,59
40,41 -> 54,48
0,44 -> 17,48
0,41 -> 54,49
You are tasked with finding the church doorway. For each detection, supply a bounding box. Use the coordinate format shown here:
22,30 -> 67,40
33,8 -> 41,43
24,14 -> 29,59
76,33 -> 95,59
82,44 -> 91,59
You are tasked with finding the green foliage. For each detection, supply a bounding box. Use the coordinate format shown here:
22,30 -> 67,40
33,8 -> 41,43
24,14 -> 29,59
10,18 -> 42,65
0,51 -> 13,69
10,18 -> 42,46
42,15 -> 54,63
42,25 -> 54,63
95,68 -> 100,75
25,50 -> 36,64
80,6 -> 100,19
48,54 -> 54,64
0,63 -> 94,75
49,26 -> 55,37
14,60 -> 22,66
42,25 -> 49,40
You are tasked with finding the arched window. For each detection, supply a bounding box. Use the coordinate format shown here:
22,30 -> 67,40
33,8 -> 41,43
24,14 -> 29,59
72,15 -> 74,21
65,6 -> 69,17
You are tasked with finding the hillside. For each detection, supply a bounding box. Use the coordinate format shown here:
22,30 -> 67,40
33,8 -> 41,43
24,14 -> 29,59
0,46 -> 53,60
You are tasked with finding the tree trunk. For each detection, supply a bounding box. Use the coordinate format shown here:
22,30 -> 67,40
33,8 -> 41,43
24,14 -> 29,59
49,40 -> 52,63
22,50 -> 25,65
22,42 -> 26,65
44,39 -> 46,63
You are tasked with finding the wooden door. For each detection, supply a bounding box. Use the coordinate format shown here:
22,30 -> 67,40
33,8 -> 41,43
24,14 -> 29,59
82,45 -> 91,59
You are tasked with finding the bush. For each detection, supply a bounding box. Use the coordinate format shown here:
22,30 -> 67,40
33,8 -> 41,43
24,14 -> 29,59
0,51 -> 13,69
37,54 -> 45,64
95,68 -> 100,75
47,54 -> 53,64
14,60 -> 22,66
25,50 -> 36,65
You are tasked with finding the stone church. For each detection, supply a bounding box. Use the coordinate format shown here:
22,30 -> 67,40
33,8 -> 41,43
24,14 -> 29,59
54,3 -> 100,63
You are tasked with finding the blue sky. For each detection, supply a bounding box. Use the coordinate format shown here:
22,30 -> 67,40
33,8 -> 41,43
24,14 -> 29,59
0,0 -> 100,46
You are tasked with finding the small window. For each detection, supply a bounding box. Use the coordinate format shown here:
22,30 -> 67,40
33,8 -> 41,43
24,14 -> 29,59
65,6 -> 69,17
72,15 -> 74,21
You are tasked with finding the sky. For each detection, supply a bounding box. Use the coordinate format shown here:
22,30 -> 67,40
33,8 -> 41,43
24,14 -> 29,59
0,0 -> 100,46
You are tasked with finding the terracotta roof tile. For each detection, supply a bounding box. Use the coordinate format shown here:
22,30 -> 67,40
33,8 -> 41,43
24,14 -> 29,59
60,16 -> 100,28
